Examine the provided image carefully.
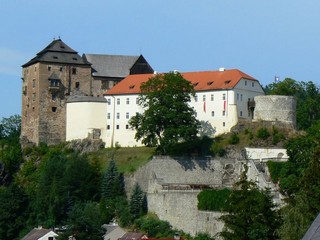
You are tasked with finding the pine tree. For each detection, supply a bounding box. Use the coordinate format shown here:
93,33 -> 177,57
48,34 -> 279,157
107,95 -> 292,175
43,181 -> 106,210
129,183 -> 147,219
219,165 -> 280,240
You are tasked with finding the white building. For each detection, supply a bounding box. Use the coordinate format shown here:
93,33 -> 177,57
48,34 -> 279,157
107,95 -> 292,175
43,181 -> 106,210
104,68 -> 265,147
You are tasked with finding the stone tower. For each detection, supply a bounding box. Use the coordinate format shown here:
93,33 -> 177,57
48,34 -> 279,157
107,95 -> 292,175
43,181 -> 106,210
21,39 -> 93,146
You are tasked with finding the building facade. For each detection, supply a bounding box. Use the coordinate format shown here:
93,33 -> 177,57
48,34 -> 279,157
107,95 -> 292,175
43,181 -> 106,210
104,69 -> 265,147
21,39 -> 153,146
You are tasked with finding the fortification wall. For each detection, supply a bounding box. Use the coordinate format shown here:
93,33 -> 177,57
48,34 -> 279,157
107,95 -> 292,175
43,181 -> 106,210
148,191 -> 224,238
253,95 -> 296,127
125,156 -> 243,237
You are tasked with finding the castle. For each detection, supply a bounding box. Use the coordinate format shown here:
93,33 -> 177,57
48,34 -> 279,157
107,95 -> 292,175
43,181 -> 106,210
21,39 -> 153,146
21,39 -> 296,147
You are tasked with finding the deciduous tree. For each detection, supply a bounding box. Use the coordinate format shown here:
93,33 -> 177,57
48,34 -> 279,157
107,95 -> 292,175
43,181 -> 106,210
129,72 -> 200,154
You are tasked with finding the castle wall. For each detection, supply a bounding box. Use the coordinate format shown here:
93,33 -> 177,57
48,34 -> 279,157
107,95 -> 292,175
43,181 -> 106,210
253,95 -> 296,127
148,191 -> 224,238
125,157 -> 243,237
66,96 -> 107,143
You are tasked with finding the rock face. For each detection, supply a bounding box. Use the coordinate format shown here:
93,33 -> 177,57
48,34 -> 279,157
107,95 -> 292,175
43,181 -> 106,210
125,156 -> 243,237
66,138 -> 105,153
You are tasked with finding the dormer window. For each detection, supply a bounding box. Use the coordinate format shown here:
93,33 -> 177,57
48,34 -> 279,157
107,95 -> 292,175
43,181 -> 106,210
49,79 -> 60,87
72,57 -> 77,61
53,56 -> 58,59
129,85 -> 135,89
224,80 -> 231,84
193,82 -> 199,87
207,81 -> 213,86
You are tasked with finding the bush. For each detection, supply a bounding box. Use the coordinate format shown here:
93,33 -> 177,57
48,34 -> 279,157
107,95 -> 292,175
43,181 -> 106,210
256,127 -> 270,140
197,189 -> 231,211
228,133 -> 240,145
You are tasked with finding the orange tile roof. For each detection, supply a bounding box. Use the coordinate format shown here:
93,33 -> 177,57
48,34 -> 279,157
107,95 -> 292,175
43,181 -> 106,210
104,69 -> 257,95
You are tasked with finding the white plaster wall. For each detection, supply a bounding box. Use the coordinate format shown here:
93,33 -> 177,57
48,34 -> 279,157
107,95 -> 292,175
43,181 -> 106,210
66,102 -> 107,143
104,79 -> 265,147
245,147 -> 288,161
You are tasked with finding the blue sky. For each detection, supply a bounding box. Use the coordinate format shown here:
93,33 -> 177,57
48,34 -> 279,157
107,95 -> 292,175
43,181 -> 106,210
1,0 -> 320,119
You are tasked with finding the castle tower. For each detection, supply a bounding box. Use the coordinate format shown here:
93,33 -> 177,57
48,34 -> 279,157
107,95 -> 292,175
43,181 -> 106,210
21,39 -> 92,146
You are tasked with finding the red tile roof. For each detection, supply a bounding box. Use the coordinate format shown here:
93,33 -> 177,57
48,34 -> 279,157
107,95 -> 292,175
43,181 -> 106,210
104,69 -> 257,95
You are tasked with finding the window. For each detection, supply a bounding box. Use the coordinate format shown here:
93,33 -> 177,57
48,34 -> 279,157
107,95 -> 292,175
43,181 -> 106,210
32,79 -> 35,88
32,93 -> 36,101
126,112 -> 130,119
107,113 -> 111,119
211,111 -> 215,117
48,66 -> 51,71
195,95 -> 198,102
237,93 -> 239,101
117,98 -> 120,105
72,67 -> 77,74
252,82 -> 255,87
52,107 -> 57,112
126,98 -> 130,105
116,113 -> 120,119
240,94 -> 243,101
75,82 -> 80,89
50,79 -> 60,87
203,95 -> 206,102
223,122 -> 226,127
136,98 -> 139,104
245,80 -> 247,86
116,125 -> 119,130
195,112 -> 197,117
211,94 -> 214,101
34,66 -> 37,72
107,99 -> 111,105
60,66 -> 63,72
222,111 -> 226,116
126,124 -> 129,129
52,94 -> 57,101
240,111 -> 243,117
223,93 -> 226,100
107,125 -> 110,130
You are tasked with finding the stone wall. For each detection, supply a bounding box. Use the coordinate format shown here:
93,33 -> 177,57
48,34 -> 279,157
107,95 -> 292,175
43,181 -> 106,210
125,156 -> 243,237
253,95 -> 296,128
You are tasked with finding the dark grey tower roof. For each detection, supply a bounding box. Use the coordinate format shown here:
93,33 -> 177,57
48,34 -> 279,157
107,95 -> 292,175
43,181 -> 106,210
83,54 -> 140,78
22,39 -> 91,67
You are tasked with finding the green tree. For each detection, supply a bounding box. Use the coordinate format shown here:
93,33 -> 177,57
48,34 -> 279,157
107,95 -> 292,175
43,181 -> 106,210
278,148 -> 320,239
129,72 -> 200,154
219,167 -> 280,240
0,115 -> 21,141
0,184 -> 28,240
101,159 -> 125,201
130,183 -> 147,219
60,201 -> 104,240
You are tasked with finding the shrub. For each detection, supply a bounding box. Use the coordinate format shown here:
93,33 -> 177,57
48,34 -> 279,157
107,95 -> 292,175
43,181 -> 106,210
228,133 -> 240,145
197,189 -> 231,211
256,127 -> 270,140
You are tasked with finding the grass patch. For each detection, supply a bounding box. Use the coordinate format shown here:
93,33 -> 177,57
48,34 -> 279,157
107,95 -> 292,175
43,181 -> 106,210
87,147 -> 155,174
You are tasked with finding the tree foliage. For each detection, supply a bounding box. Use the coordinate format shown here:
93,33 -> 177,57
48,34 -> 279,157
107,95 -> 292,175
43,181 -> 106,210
130,183 -> 147,219
129,72 -> 200,153
219,167 -> 279,240
0,184 -> 28,240
60,201 -> 104,240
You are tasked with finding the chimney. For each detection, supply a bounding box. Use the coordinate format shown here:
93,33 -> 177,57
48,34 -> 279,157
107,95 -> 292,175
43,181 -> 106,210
219,67 -> 225,72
